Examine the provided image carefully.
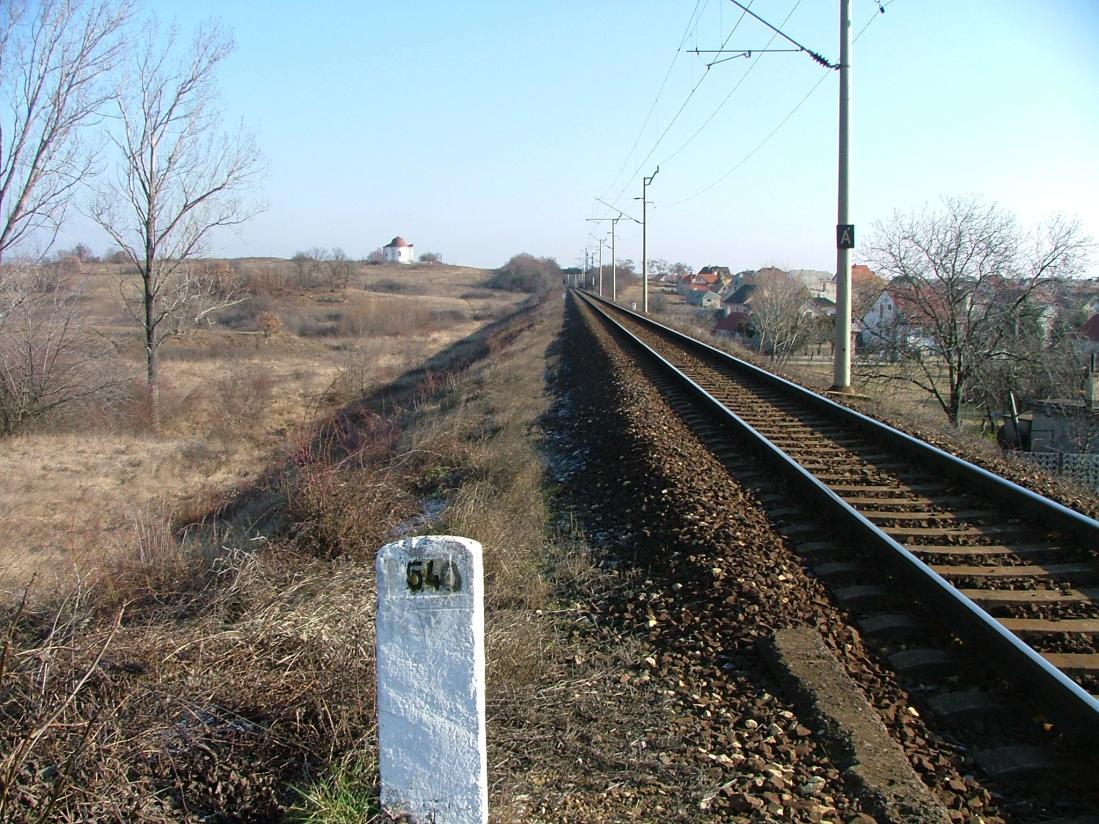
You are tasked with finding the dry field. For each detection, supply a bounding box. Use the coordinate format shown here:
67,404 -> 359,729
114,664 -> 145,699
0,256 -> 563,820
0,259 -> 526,592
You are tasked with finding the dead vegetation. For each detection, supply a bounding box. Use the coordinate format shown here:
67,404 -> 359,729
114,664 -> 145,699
0,268 -> 584,820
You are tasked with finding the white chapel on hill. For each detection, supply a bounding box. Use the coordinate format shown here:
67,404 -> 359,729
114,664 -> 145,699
383,235 -> 414,264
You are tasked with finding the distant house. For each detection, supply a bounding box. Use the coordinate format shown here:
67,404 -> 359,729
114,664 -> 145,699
713,311 -> 752,337
860,279 -> 947,353
698,265 -> 733,289
789,269 -> 836,303
1078,314 -> 1099,356
383,235 -> 414,264
695,290 -> 723,309
808,296 -> 837,318
677,274 -> 712,295
722,283 -> 758,317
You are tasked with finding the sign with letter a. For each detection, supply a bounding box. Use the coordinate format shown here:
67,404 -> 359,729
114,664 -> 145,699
837,224 -> 855,249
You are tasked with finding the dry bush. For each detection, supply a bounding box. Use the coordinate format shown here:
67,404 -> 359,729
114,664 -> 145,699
370,278 -> 410,293
207,364 -> 276,439
0,542 -> 382,821
216,290 -> 276,331
284,414 -> 415,560
325,340 -> 386,405
286,463 -> 415,561
0,269 -> 127,436
259,311 -> 281,339
334,301 -> 441,339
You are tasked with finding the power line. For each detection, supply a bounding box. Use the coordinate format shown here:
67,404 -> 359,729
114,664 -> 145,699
596,0 -> 710,204
662,0 -> 893,208
660,0 -> 805,167
663,69 -> 830,207
599,1 -> 758,214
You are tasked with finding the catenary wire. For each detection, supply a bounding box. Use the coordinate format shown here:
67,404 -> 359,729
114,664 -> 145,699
596,0 -> 711,204
661,0 -> 893,209
660,0 -> 804,167
599,1 -> 759,215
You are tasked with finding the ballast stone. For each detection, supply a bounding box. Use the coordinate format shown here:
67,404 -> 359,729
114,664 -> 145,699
376,535 -> 487,824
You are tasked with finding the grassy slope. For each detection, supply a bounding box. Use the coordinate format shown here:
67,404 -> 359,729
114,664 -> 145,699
0,276 -> 582,820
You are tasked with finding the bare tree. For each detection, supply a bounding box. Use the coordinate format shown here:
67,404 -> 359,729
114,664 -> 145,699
365,247 -> 384,265
88,20 -> 264,426
0,0 -> 132,261
861,196 -> 1090,426
418,251 -> 442,265
325,247 -> 353,292
0,264 -> 121,434
750,268 -> 812,362
291,250 -> 313,287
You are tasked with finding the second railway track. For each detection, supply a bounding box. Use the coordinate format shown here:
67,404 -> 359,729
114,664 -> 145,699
574,289 -> 1099,752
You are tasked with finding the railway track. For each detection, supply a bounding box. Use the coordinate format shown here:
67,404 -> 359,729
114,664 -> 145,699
574,289 -> 1099,751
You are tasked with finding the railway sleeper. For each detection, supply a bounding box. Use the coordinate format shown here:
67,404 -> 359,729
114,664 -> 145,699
973,745 -> 1067,780
857,612 -> 936,642
913,544 -> 1061,558
930,562 -> 1097,580
925,689 -> 1019,720
810,561 -> 870,584
1000,617 -> 1099,635
959,588 -> 1099,607
888,647 -> 969,678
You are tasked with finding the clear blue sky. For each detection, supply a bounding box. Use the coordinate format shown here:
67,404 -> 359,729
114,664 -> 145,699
57,1 -> 1099,274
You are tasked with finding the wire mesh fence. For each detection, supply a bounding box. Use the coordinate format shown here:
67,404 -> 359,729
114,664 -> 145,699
1010,451 -> 1099,492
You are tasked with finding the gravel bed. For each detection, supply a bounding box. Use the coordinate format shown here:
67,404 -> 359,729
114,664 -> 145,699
552,298 -> 1099,821
556,301 -> 1039,821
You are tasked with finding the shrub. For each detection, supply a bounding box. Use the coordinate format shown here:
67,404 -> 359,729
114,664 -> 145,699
208,364 -> 275,437
371,278 -> 409,293
486,253 -> 561,296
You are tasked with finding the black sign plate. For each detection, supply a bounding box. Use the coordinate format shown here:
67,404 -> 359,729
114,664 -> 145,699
837,224 -> 855,249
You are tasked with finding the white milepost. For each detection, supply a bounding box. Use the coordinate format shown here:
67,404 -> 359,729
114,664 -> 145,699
376,535 -> 487,824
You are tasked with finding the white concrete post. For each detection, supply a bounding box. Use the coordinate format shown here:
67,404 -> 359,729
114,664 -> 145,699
376,535 -> 487,824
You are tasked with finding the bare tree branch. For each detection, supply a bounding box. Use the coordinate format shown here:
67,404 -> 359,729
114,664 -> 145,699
858,196 -> 1092,426
0,0 -> 133,262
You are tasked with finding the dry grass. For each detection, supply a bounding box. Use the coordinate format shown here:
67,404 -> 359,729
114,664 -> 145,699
0,260 -> 528,593
0,254 -> 571,820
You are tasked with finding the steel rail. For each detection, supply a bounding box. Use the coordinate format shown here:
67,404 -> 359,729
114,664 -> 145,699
576,289 -> 1099,740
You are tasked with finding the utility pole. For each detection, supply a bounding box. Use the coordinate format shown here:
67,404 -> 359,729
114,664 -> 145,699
597,236 -> 610,296
587,217 -> 618,297
638,166 -> 659,313
593,198 -> 639,305
832,0 -> 853,392
610,215 -> 621,302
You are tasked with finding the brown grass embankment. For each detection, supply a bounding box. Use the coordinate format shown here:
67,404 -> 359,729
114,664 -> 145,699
0,286 -> 577,820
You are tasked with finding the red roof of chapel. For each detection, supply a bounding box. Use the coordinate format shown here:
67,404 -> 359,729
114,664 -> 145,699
386,236 -> 411,248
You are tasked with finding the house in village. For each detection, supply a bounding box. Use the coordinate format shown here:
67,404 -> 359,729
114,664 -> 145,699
383,235 -> 414,264
698,265 -> 733,290
721,282 -> 758,317
789,269 -> 837,303
859,279 -> 939,353
1079,314 -> 1099,356
713,310 -> 752,339
687,289 -> 722,309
